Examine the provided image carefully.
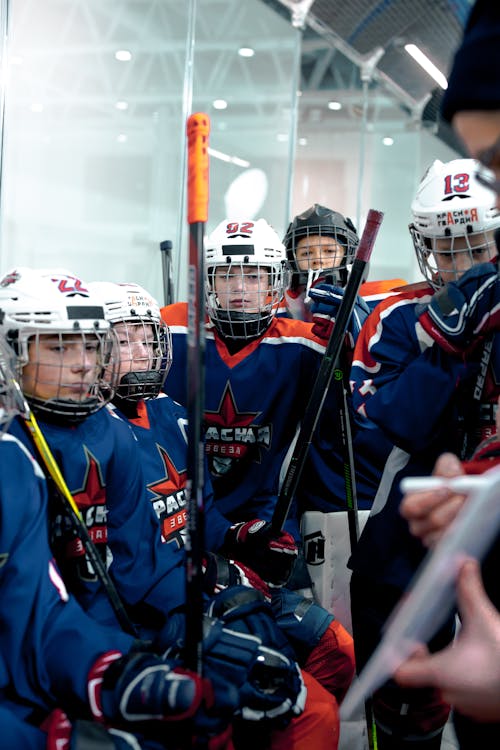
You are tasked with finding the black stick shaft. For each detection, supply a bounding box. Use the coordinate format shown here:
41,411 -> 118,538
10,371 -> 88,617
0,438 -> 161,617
184,112 -> 210,673
271,209 -> 383,533
159,239 -> 174,305
333,355 -> 360,550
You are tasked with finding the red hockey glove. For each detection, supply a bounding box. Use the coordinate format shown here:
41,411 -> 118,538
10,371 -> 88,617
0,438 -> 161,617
308,282 -> 370,349
203,551 -> 271,598
222,519 -> 298,587
44,708 -> 147,750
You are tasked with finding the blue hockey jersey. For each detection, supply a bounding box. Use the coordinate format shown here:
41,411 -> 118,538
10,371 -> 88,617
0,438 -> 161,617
111,393 -> 229,552
10,407 -> 187,634
349,282 -> 499,587
162,303 -> 378,536
0,431 -> 133,726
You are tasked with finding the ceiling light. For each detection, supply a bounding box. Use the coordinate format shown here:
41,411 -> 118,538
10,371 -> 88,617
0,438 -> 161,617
382,136 -> 394,146
238,47 -> 255,58
115,50 -> 132,62
298,137 -> 308,146
277,133 -> 288,142
404,44 -> 447,89
208,147 -> 250,168
212,99 -> 228,110
328,101 -> 342,111
115,101 -> 129,111
117,133 -> 128,143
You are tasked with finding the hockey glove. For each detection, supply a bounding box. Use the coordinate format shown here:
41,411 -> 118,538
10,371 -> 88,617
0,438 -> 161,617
417,261 -> 500,355
203,598 -> 306,723
203,551 -> 271,598
308,282 -> 370,348
222,519 -> 298,587
88,650 -> 209,724
206,586 -> 296,661
44,708 -> 165,750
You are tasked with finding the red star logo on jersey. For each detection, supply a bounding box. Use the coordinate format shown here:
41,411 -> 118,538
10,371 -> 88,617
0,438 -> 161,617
206,382 -> 259,429
67,447 -> 108,581
204,382 -> 271,471
72,447 -> 107,543
147,445 -> 188,546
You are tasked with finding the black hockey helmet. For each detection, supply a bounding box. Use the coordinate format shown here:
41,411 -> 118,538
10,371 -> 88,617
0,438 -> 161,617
283,204 -> 359,291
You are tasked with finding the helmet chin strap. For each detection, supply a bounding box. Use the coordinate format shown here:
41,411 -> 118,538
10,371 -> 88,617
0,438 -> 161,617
304,268 -> 323,303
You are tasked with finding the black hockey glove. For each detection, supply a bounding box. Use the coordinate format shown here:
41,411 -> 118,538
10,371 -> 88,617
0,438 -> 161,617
203,600 -> 306,724
222,519 -> 298,587
417,261 -> 500,354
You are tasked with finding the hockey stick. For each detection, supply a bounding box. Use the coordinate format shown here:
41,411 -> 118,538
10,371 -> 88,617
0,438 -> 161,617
333,350 -> 361,552
184,112 -> 210,673
159,239 -> 175,306
21,407 -> 138,637
271,209 -> 383,534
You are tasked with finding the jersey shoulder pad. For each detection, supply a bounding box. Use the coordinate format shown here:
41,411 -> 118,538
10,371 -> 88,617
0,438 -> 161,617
161,301 -> 188,327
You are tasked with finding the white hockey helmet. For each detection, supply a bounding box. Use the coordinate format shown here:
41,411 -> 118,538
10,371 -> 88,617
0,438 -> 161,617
0,267 -> 118,422
409,158 -> 500,289
89,281 -> 171,402
205,218 -> 287,339
0,333 -> 28,434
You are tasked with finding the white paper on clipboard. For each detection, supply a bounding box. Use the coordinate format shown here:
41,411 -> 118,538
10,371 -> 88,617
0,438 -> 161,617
340,465 -> 500,720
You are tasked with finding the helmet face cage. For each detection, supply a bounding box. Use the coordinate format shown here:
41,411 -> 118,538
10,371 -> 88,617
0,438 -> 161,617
0,268 -> 119,422
17,327 -> 118,423
410,159 -> 500,290
283,205 -> 359,292
89,281 -> 172,402
0,335 -> 28,434
205,219 -> 287,340
113,318 -> 172,401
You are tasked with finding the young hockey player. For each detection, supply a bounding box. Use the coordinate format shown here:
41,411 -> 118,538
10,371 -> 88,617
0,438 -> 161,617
161,219 -> 356,705
283,202 -> 406,319
348,157 -> 500,750
283,203 -> 360,321
0,267 -> 308,748
283,204 -> 396,516
0,333 -> 239,750
88,279 -> 345,749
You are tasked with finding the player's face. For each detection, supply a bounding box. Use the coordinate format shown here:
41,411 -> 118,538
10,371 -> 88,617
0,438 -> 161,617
295,235 -> 345,272
114,321 -> 156,374
23,334 -> 100,402
214,265 -> 270,312
433,231 -> 497,284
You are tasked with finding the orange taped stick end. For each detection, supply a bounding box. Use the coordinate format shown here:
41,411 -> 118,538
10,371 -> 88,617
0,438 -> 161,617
187,113 -> 210,225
